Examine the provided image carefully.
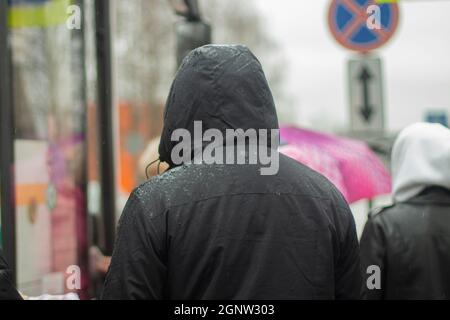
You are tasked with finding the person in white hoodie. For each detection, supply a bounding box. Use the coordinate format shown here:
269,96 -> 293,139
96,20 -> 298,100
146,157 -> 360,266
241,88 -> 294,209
360,122 -> 450,300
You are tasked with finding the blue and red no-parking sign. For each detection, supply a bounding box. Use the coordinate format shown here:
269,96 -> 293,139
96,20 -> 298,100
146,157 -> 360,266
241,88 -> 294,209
328,0 -> 399,52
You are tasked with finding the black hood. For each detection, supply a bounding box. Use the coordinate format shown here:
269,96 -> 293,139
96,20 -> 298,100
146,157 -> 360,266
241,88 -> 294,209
159,45 -> 279,167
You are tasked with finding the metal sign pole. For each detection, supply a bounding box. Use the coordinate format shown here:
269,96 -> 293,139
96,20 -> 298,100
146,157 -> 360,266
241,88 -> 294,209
95,0 -> 116,256
0,0 -> 17,283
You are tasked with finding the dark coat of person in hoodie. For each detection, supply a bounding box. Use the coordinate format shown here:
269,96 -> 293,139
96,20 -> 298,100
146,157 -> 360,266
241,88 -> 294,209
361,123 -> 450,299
102,45 -> 361,300
0,250 -> 22,300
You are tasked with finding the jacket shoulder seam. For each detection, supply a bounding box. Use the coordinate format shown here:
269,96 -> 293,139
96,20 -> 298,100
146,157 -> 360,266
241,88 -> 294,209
369,204 -> 395,219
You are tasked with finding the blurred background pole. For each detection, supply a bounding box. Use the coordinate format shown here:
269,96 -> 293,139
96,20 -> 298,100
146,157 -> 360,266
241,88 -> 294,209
0,0 -> 17,283
95,0 -> 116,255
72,0 -> 91,296
170,0 -> 212,67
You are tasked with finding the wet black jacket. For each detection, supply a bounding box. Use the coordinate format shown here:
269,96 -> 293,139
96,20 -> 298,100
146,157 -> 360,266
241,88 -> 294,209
0,251 -> 22,300
361,187 -> 450,299
102,45 -> 361,300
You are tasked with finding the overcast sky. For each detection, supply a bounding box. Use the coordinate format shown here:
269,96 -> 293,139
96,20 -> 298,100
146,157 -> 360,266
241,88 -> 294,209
255,0 -> 450,132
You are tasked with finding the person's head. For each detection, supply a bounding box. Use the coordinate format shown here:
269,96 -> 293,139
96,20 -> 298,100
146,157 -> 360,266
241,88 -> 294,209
139,136 -> 169,179
158,45 -> 279,171
391,122 -> 450,202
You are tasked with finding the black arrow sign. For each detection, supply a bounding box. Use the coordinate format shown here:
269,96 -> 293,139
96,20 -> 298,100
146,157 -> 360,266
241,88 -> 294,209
358,66 -> 373,123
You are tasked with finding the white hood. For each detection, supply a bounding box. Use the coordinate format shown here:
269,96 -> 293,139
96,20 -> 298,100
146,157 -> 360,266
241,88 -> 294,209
392,123 -> 450,202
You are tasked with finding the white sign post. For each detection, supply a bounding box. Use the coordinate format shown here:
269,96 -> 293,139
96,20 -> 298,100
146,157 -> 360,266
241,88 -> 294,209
348,55 -> 385,132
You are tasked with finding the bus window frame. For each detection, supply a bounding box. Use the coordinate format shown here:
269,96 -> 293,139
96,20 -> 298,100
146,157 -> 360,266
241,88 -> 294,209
0,0 -> 17,285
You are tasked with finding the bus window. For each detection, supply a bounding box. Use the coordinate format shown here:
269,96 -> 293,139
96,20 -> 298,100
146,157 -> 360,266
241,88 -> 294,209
8,0 -> 89,298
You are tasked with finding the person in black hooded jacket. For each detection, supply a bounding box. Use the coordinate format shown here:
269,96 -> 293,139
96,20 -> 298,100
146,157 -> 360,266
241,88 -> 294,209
102,45 -> 361,300
0,250 -> 22,300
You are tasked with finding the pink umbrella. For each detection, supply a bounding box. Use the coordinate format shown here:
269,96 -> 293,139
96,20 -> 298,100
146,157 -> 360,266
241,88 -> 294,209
280,126 -> 391,204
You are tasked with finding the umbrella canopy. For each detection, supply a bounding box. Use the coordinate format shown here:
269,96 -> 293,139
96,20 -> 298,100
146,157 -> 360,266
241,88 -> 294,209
280,126 -> 391,204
